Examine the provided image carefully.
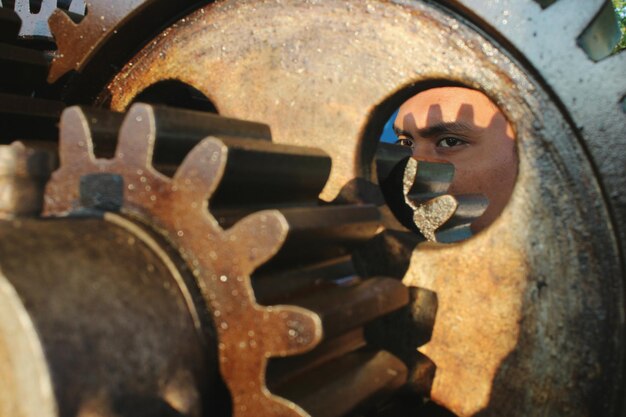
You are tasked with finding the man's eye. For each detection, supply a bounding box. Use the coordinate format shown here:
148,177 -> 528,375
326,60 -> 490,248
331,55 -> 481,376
395,138 -> 414,148
437,137 -> 466,148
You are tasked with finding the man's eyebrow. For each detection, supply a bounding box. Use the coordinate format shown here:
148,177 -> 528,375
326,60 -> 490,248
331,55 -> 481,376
417,121 -> 479,137
392,125 -> 411,137
393,121 -> 479,138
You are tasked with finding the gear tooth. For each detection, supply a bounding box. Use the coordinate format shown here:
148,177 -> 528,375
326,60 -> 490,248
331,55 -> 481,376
0,7 -> 21,40
173,138 -> 228,202
290,277 -> 408,341
266,327 -> 365,389
261,306 -> 322,355
261,205 -> 380,269
375,142 -> 412,183
43,107 -> 95,216
47,9 -> 78,83
13,0 -> 30,15
48,0 -> 150,82
255,257 -> 356,305
225,210 -> 289,272
58,106 -> 95,166
272,349 -> 407,417
208,139 -> 331,227
115,103 -> 157,169
14,0 -> 54,37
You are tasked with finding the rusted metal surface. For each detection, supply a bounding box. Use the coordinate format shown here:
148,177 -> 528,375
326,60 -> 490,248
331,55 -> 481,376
44,103 -> 324,416
47,0 -> 150,82
0,0 -> 622,415
0,215 -> 211,417
0,142 -> 56,217
275,349 -> 407,417
43,103 -> 410,416
99,1 -> 624,416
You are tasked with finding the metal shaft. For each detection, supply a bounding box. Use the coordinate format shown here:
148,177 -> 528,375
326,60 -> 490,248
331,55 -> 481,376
0,215 -> 217,417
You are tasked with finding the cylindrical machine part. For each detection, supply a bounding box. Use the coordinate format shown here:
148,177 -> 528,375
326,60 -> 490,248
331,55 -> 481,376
0,142 -> 57,218
0,214 -> 216,417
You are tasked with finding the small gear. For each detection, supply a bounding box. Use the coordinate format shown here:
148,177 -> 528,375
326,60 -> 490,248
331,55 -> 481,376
47,0 -> 148,82
44,103 -> 323,416
44,103 -> 410,416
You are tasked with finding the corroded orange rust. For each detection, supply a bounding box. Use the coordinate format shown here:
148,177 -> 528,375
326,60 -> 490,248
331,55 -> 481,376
44,104 -> 322,417
94,1 -> 622,416
405,233 -> 528,416
48,0 -> 150,82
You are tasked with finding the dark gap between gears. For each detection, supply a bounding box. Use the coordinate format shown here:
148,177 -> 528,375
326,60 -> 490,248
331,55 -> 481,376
132,79 -> 218,113
533,0 -> 558,9
130,79 -> 219,176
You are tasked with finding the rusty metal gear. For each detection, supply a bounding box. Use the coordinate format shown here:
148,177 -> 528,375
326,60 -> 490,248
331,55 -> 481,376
0,1 -> 624,417
43,103 -> 410,416
95,1 -> 624,416
47,0 -> 148,82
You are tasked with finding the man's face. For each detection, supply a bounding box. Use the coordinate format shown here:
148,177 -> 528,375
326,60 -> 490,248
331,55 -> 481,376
393,87 -> 517,233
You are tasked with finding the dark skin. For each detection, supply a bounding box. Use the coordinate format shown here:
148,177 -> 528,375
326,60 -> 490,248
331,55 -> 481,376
393,87 -> 517,233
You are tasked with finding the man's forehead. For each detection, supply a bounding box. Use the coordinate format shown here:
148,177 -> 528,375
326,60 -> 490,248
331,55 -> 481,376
395,87 -> 501,129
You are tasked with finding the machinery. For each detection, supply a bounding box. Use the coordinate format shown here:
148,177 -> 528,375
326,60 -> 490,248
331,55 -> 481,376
1,1 -> 624,416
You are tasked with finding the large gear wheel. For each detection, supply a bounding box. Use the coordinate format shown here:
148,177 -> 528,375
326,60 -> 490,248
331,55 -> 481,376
0,1 -> 625,417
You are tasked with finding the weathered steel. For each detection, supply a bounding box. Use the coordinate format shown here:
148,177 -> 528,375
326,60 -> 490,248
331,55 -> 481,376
292,277 -> 409,339
43,103 -> 410,416
100,1 -> 624,416
0,0 -> 624,416
44,103 -> 325,416
275,349 -> 407,417
0,215 -> 212,417
253,256 -> 356,305
47,0 -> 148,81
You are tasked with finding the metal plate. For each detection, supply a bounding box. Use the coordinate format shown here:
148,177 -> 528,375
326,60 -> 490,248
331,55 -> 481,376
100,1 -> 623,416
